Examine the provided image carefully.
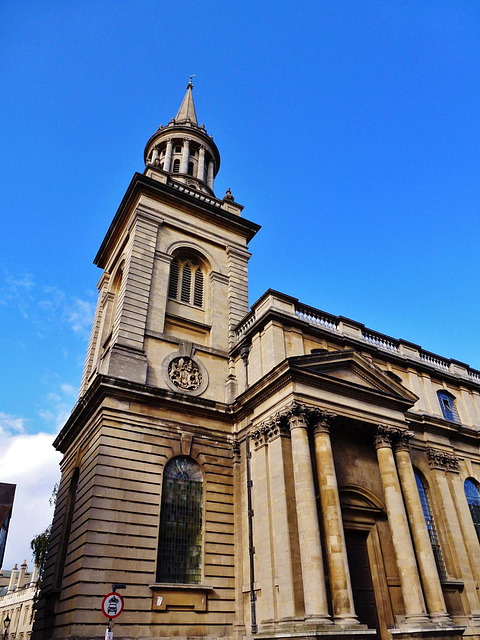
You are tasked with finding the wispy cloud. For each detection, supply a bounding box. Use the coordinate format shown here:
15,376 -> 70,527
63,297 -> 96,338
0,412 -> 27,437
0,269 -> 95,340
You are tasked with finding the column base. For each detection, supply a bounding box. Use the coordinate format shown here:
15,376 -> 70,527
390,624 -> 466,640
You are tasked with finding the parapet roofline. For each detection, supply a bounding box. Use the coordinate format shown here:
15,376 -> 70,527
235,288 -> 480,387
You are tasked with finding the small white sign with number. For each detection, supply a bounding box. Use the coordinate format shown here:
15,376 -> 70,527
105,631 -> 113,640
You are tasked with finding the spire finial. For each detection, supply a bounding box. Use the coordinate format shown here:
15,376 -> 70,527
188,74 -> 195,88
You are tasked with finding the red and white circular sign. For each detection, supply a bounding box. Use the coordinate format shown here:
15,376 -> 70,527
102,592 -> 124,619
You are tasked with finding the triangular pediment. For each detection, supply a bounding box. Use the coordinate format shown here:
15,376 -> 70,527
288,349 -> 418,406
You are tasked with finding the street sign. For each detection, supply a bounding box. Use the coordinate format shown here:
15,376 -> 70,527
105,631 -> 113,640
102,592 -> 124,619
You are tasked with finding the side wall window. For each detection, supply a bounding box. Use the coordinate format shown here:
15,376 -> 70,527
156,457 -> 203,584
464,478 -> 480,542
415,471 -> 447,580
437,390 -> 460,423
167,256 -> 205,308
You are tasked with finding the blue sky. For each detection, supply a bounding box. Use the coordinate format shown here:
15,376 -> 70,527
2,1 -> 480,566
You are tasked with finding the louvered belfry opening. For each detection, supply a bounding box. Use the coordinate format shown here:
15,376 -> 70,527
167,253 -> 205,308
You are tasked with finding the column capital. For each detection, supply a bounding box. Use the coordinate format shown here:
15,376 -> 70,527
183,137 -> 191,143
250,416 -> 289,448
427,448 -> 459,473
311,408 -> 337,434
374,425 -> 397,450
282,401 -> 309,429
393,429 -> 414,452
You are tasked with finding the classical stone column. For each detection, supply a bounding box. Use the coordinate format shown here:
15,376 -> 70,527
180,138 -> 190,174
150,145 -> 159,165
286,403 -> 331,623
374,426 -> 429,625
394,432 -> 451,624
207,159 -> 214,189
163,139 -> 173,172
197,145 -> 206,181
313,411 -> 358,626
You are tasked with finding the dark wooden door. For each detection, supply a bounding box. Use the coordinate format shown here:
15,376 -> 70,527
344,529 -> 379,631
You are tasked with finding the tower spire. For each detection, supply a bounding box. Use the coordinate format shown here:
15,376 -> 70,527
176,76 -> 197,124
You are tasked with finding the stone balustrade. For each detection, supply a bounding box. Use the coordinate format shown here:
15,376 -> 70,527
233,289 -> 480,390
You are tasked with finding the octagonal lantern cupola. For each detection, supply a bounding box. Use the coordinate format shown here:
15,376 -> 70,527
144,79 -> 220,196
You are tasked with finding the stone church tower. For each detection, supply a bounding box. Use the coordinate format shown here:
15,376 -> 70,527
33,84 -> 480,640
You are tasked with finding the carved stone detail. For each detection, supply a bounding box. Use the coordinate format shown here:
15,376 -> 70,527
394,430 -> 414,452
168,356 -> 202,390
232,439 -> 241,464
282,401 -> 309,429
427,449 -> 459,473
374,425 -> 397,450
311,407 -> 337,434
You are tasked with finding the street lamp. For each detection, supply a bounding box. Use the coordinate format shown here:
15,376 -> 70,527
3,614 -> 11,640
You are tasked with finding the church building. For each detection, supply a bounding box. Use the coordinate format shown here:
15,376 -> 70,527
32,83 -> 480,640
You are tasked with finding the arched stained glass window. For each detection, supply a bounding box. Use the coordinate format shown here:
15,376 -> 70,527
415,471 -> 447,580
156,457 -> 203,584
464,478 -> 480,542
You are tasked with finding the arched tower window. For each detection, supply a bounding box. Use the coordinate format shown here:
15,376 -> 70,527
464,478 -> 480,542
168,255 -> 205,308
437,390 -> 460,423
156,457 -> 203,584
415,471 -> 447,580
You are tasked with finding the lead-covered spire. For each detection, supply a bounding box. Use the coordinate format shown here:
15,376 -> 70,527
176,76 -> 198,124
144,79 -> 220,196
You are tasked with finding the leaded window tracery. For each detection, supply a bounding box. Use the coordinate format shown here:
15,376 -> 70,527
415,471 -> 447,580
465,478 -> 480,542
156,456 -> 203,584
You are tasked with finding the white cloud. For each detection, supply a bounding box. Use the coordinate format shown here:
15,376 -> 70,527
0,419 -> 61,569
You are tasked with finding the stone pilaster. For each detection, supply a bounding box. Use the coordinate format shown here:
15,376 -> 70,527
285,402 -> 331,624
427,449 -> 480,620
264,416 -> 303,621
313,410 -> 359,626
394,433 -> 451,624
374,426 -> 429,625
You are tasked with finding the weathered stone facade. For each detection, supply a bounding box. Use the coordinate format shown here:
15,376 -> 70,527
32,84 -> 480,640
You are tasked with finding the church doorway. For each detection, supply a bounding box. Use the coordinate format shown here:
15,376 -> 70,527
345,529 -> 379,631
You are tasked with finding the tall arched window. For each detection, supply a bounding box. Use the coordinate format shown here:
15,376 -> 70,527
415,471 -> 447,580
168,255 -> 205,308
156,457 -> 203,584
464,478 -> 480,542
437,390 -> 460,423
